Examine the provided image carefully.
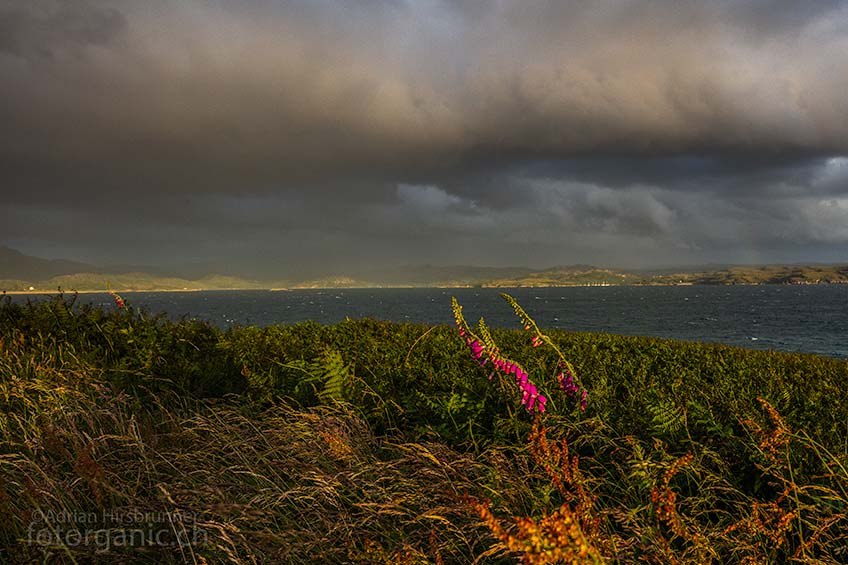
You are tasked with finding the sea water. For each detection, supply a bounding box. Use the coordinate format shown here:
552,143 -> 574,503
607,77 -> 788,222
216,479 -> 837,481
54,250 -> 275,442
9,285 -> 848,358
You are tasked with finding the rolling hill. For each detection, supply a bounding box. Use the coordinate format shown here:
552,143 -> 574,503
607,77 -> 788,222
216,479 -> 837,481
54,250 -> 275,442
2,245 -> 848,291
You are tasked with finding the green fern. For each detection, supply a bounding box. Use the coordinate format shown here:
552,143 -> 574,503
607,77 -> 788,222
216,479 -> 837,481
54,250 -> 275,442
415,389 -> 441,413
688,399 -> 733,438
648,392 -> 686,435
416,390 -> 469,417
625,436 -> 654,490
312,348 -> 351,404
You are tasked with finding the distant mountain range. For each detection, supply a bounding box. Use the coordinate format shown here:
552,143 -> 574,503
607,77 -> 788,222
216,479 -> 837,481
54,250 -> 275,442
2,245 -> 848,291
0,245 -> 97,281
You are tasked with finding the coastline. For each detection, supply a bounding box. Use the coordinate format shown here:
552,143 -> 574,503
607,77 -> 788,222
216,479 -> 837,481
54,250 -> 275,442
4,280 -> 848,294
1,288 -> 208,295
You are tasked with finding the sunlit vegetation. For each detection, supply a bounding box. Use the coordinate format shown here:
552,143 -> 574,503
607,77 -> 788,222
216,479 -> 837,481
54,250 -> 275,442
4,257 -> 848,293
1,293 -> 846,563
483,264 -> 848,287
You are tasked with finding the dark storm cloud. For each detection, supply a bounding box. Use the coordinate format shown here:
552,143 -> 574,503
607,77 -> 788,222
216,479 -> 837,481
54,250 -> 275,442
2,0 -> 848,272
0,0 -> 126,58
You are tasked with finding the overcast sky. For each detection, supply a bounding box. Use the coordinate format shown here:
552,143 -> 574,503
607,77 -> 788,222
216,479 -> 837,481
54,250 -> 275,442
2,1 -> 847,277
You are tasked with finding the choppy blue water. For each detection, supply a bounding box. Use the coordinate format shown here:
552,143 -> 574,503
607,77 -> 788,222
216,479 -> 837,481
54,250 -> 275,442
9,285 -> 848,358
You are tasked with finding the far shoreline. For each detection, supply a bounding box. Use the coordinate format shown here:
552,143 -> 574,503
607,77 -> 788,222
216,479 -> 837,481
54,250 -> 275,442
1,288 -> 209,295
4,281 -> 848,294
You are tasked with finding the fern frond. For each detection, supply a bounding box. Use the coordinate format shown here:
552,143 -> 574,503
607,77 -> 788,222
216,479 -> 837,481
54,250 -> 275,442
311,348 -> 351,404
648,394 -> 686,434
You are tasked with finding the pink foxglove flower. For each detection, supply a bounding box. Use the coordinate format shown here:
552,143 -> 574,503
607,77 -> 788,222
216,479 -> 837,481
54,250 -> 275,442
452,295 -> 582,414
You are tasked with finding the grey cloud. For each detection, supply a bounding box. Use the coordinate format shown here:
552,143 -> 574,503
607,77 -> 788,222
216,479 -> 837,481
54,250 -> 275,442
0,1 -> 126,59
2,1 -> 848,271
3,0 -> 847,185
5,162 -> 848,274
